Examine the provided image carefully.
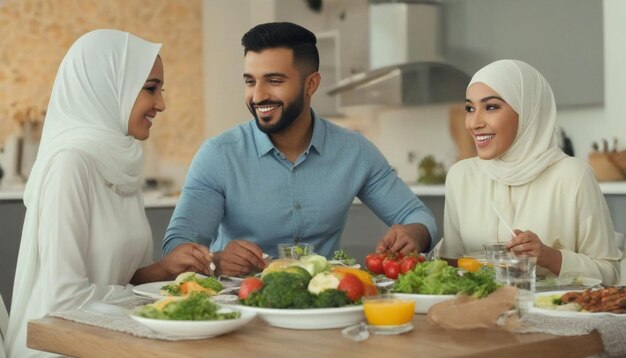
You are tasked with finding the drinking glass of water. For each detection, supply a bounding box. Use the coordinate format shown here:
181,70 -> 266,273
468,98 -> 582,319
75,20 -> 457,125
495,255 -> 537,316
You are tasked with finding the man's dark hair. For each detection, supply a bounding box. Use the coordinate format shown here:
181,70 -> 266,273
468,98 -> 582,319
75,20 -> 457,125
241,22 -> 319,76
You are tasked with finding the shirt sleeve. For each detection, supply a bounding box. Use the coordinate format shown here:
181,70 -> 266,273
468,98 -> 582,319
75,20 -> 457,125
356,138 -> 438,249
559,166 -> 621,284
38,151 -> 133,312
163,141 -> 225,256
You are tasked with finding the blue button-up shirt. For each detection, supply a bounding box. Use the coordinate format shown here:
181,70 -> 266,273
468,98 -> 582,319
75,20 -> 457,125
163,114 -> 437,259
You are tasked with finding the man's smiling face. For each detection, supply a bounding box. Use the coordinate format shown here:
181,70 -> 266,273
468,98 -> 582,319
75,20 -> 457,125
243,48 -> 307,134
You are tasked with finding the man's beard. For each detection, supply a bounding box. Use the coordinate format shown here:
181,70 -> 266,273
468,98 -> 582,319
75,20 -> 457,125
249,89 -> 305,134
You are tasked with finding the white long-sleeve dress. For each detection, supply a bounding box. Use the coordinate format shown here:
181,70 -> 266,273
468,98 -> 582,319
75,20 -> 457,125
6,150 -> 152,357
440,156 -> 621,284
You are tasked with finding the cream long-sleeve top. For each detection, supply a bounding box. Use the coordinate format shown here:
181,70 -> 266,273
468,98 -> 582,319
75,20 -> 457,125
6,150 -> 152,358
440,156 -> 621,285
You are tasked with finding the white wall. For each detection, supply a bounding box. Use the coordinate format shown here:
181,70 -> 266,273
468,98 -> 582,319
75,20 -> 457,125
200,0 -> 626,184
202,0 -> 276,139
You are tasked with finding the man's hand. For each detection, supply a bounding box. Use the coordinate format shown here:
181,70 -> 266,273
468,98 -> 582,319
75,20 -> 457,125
214,240 -> 266,276
376,223 -> 431,255
160,243 -> 214,278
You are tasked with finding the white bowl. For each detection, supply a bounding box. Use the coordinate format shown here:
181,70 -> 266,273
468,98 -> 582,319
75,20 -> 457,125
129,308 -> 256,339
392,293 -> 455,313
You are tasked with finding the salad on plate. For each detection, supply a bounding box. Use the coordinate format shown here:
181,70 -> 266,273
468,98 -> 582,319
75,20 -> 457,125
130,293 -> 256,339
160,272 -> 223,297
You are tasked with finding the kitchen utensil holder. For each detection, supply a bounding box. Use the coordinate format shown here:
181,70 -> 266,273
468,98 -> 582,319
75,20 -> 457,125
588,151 -> 626,181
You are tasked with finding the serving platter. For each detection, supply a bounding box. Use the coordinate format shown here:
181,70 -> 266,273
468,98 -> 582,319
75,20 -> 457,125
223,304 -> 364,329
133,277 -> 240,299
531,290 -> 625,318
535,277 -> 602,292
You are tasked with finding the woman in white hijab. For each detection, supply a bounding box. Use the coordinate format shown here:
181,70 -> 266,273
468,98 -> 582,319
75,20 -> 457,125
439,59 -> 621,284
6,29 -> 214,357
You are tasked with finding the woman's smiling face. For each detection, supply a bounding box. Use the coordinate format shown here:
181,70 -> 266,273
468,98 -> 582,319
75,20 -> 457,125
128,56 -> 166,141
465,82 -> 519,160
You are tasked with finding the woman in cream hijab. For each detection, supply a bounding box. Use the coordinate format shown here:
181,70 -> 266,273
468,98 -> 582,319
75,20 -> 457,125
6,29 -> 213,357
440,59 -> 620,284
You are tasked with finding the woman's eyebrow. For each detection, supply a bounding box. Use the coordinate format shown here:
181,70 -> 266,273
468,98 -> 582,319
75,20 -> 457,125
465,96 -> 505,103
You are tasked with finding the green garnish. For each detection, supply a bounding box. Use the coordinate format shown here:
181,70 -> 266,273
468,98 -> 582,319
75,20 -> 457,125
332,249 -> 356,266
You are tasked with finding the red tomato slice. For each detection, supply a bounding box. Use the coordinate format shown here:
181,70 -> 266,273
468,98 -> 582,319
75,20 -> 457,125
337,273 -> 365,302
238,277 -> 264,300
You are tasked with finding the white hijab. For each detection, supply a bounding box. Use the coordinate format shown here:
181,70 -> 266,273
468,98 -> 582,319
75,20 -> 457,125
469,60 -> 566,240
9,29 -> 160,339
470,59 -> 566,187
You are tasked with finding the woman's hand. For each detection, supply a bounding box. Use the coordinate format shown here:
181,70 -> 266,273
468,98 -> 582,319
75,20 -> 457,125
505,229 -> 562,275
131,243 -> 214,284
160,243 -> 214,278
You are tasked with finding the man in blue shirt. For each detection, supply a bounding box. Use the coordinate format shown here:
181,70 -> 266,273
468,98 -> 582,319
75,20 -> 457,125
163,22 -> 437,276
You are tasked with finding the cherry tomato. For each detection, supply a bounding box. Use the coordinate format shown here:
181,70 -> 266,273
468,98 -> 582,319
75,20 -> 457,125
399,256 -> 419,274
238,277 -> 264,300
382,257 -> 400,279
365,253 -> 385,274
337,273 -> 365,302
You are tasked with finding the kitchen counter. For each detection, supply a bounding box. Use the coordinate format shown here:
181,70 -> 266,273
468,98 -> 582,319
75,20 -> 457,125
3,182 -> 626,206
3,182 -> 626,310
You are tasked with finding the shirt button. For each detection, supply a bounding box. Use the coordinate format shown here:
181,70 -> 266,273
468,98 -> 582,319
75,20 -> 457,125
295,203 -> 301,210
294,237 -> 300,243
291,167 -> 296,173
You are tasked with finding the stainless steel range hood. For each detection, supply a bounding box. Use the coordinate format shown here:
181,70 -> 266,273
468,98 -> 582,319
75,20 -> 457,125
327,0 -> 470,107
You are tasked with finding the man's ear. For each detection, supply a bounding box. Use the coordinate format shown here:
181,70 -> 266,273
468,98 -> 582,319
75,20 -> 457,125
305,72 -> 321,97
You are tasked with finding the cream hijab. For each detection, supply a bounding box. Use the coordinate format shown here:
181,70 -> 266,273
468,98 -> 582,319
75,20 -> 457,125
469,60 -> 567,240
8,29 -> 160,340
470,59 -> 566,186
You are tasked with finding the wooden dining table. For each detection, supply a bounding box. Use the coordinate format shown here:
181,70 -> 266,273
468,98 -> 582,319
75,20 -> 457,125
28,314 -> 604,357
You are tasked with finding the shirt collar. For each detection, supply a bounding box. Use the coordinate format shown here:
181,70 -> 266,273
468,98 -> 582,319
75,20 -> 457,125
308,111 -> 324,156
251,110 -> 326,158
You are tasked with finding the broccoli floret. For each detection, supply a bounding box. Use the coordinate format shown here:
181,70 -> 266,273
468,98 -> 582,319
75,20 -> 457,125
313,289 -> 350,308
243,272 -> 314,308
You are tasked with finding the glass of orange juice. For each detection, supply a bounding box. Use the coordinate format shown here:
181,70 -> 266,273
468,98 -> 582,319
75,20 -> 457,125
362,295 -> 415,335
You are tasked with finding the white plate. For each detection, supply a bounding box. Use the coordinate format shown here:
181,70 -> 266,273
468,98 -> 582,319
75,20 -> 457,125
535,277 -> 602,292
531,290 -> 624,318
133,281 -> 172,299
374,277 -> 395,289
327,260 -> 361,269
129,308 -> 256,339
133,278 -> 239,299
222,304 -> 364,329
392,293 -> 455,314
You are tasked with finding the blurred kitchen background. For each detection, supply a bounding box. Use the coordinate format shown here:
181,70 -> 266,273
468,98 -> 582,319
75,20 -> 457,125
1,0 -> 625,308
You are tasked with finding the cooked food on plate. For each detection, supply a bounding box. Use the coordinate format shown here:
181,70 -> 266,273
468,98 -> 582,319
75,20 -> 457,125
160,272 -> 223,297
136,292 -> 241,321
535,287 -> 626,314
239,255 -> 378,308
